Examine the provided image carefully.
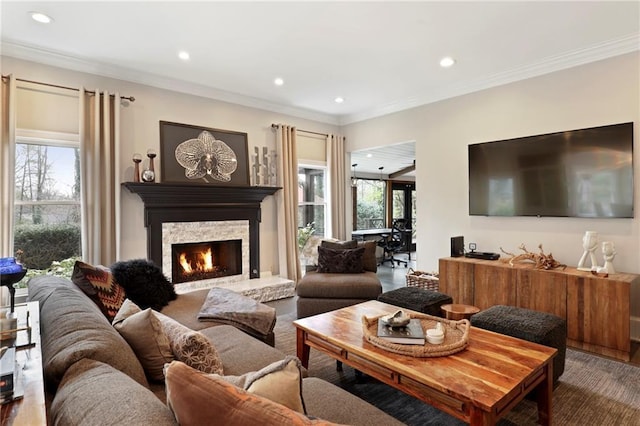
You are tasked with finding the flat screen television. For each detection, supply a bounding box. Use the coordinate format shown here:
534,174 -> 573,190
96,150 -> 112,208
468,122 -> 634,218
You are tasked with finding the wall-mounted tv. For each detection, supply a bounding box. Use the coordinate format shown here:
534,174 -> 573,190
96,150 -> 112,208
468,122 -> 634,218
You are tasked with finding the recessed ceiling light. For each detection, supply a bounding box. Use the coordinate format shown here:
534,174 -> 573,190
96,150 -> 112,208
440,56 -> 456,68
178,51 -> 190,61
30,11 -> 53,24
274,77 -> 284,86
334,97 -> 345,104
366,153 -> 373,158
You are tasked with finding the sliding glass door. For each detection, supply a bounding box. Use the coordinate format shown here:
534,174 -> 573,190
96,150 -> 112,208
391,182 -> 416,251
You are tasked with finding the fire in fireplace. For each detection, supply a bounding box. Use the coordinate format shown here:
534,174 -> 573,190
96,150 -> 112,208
171,239 -> 242,284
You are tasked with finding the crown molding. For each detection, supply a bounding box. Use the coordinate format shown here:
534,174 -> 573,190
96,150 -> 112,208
3,33 -> 638,128
1,40 -> 340,126
340,33 -> 640,125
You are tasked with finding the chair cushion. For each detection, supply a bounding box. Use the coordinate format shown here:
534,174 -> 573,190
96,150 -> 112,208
296,271 -> 381,299
357,240 -> 377,273
320,239 -> 357,250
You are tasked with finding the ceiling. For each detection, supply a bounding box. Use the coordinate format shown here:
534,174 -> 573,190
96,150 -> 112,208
1,1 -> 638,128
2,2 -> 638,178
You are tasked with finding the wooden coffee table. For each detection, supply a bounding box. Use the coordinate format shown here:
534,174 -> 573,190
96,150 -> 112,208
294,300 -> 556,426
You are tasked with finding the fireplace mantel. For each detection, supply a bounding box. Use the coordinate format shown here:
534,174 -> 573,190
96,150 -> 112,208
123,182 -> 280,279
122,182 -> 280,207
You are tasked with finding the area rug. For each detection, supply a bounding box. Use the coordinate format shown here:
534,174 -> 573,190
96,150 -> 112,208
274,313 -> 640,425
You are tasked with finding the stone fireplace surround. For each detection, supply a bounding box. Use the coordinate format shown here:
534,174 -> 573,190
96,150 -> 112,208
123,182 -> 294,302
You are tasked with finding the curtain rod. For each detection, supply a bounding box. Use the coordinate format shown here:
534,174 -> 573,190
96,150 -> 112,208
270,123 -> 328,138
2,75 -> 135,102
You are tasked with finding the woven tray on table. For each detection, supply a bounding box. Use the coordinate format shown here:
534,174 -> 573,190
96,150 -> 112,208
405,268 -> 439,291
362,312 -> 469,357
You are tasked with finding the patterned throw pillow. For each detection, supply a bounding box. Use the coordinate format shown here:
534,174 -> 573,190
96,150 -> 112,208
71,261 -> 126,321
154,311 -> 224,375
316,246 -> 365,274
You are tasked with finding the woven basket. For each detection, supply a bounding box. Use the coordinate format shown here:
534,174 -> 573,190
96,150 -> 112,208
406,268 -> 439,291
362,313 -> 469,357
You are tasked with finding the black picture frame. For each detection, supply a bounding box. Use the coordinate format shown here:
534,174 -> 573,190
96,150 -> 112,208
159,121 -> 250,185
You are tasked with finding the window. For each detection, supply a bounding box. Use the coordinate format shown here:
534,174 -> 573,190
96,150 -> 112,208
354,178 -> 385,230
13,131 -> 81,272
297,166 -> 326,237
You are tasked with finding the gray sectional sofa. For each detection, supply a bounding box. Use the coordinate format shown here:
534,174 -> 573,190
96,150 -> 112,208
28,275 -> 402,425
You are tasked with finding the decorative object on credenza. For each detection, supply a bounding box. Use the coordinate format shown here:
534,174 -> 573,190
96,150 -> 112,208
0,257 -> 27,315
132,153 -> 142,182
597,241 -> 616,274
577,230 -> 599,271
141,149 -> 157,182
160,121 -> 249,185
251,146 -> 277,186
499,244 -> 566,270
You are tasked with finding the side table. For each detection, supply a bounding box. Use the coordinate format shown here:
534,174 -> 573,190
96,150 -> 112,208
441,303 -> 480,321
1,301 -> 46,426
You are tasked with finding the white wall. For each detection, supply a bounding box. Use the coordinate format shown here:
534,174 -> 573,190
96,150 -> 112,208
1,56 -> 339,277
344,52 -> 640,339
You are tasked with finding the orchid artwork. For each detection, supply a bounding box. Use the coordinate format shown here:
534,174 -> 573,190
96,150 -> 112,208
174,131 -> 238,182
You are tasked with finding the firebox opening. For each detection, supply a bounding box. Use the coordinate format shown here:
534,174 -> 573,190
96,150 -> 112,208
171,239 -> 242,284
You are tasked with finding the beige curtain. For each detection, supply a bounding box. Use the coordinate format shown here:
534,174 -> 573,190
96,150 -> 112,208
275,124 -> 301,282
79,89 -> 121,266
0,75 -> 16,259
326,134 -> 347,240
0,75 -> 16,307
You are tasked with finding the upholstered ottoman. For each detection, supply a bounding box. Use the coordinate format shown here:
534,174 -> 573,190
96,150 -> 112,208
377,287 -> 453,317
470,305 -> 567,386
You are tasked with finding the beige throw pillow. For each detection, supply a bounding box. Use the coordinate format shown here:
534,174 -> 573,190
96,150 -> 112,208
112,307 -> 174,381
221,356 -> 306,413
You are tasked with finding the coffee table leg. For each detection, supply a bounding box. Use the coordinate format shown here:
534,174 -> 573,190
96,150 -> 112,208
296,328 -> 310,369
536,362 -> 553,426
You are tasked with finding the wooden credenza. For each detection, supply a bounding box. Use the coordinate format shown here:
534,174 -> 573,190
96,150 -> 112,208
439,256 -> 639,362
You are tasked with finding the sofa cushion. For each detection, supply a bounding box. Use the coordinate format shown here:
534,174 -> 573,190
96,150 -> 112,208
221,356 -> 306,413
165,361 -> 339,426
317,246 -> 365,274
71,260 -> 126,322
28,279 -> 148,391
52,359 -> 177,426
199,325 -> 287,376
112,306 -> 175,381
296,271 -> 382,299
110,258 -> 177,310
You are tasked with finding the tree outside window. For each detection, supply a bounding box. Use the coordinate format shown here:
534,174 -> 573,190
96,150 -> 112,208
13,136 -> 82,284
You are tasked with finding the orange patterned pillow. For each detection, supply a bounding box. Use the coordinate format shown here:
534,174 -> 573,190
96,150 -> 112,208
72,261 -> 126,321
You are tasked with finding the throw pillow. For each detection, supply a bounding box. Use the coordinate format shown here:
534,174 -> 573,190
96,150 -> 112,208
71,260 -> 126,321
110,259 -> 177,310
154,311 -> 224,375
112,306 -> 174,381
221,356 -> 306,413
165,361 -> 340,426
316,246 -> 365,274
